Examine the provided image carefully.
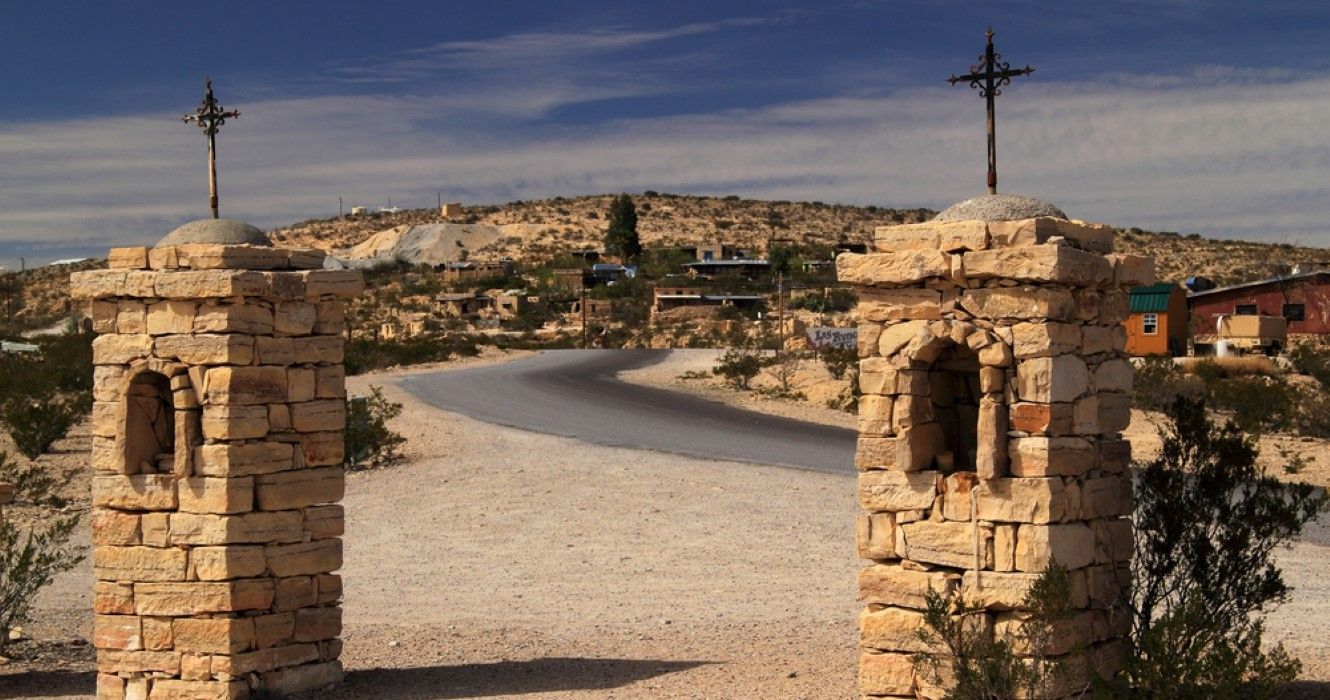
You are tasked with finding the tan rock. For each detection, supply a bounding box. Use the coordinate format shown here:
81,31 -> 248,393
305,505 -> 345,540
976,398 -> 1009,479
266,540 -> 342,578
91,301 -> 118,333
192,301 -> 274,335
71,270 -> 129,299
189,546 -> 267,580
178,477 -> 254,515
274,302 -> 316,335
303,270 -> 364,298
987,217 -> 1113,253
859,564 -> 954,608
91,510 -> 142,546
891,394 -> 933,430
858,470 -> 938,512
92,474 -> 178,511
313,300 -> 347,335
115,301 -> 148,334
95,649 -> 182,674
1009,402 -> 1072,435
1109,254 -> 1156,287
994,524 -> 1017,571
293,336 -> 344,364
154,270 -> 267,299
141,513 -> 170,547
1081,325 -> 1122,355
857,394 -> 893,436
857,287 -> 943,321
860,607 -> 930,652
274,576 -> 318,611
857,357 -> 898,395
262,660 -> 344,696
155,334 -> 254,365
142,617 -> 173,651
255,336 -> 296,365
168,510 -> 304,545
314,365 -> 346,399
203,366 -> 288,405
268,404 -> 292,431
958,286 -> 1076,321
857,513 -> 896,560
94,546 -> 186,582
290,400 -> 345,433
838,250 -> 951,287
93,334 -> 154,365
95,581 -> 136,615
298,431 -> 344,467
895,422 -> 945,471
316,573 -> 343,605
1011,323 -> 1081,358
858,323 -> 881,359
253,613 -> 295,649
1015,522 -> 1095,571
1080,476 -> 1133,519
293,606 -> 342,642
1093,518 -> 1134,565
109,247 -> 150,269
903,519 -> 992,570
974,478 -> 1071,523
195,442 -> 293,477
173,618 -> 256,654
94,614 -> 143,651
1016,355 -> 1089,403
859,651 -> 914,696
178,243 -> 288,271
1093,359 -> 1133,393
94,365 -> 127,402
145,301 -> 198,335
1009,436 -> 1096,477
145,679 -> 248,700
201,405 -> 269,440
133,580 -> 275,616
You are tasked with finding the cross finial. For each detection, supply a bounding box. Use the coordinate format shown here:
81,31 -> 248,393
181,77 -> 241,219
948,29 -> 1034,195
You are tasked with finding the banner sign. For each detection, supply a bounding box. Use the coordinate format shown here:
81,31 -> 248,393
806,327 -> 857,349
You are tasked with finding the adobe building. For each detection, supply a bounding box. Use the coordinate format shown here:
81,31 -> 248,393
1123,283 -> 1187,356
838,194 -> 1152,699
71,219 -> 363,699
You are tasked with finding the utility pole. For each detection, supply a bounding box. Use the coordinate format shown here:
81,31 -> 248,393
777,271 -> 785,354
581,288 -> 589,348
338,197 -> 343,219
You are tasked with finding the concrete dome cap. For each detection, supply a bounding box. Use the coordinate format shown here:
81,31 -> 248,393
156,218 -> 271,248
933,193 -> 1067,222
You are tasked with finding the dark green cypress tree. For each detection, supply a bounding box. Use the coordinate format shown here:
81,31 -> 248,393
605,194 -> 641,262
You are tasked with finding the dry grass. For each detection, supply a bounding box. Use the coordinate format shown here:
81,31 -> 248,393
1178,356 -> 1281,377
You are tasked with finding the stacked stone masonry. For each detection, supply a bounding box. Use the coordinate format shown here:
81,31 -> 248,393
839,217 -> 1152,699
73,243 -> 363,700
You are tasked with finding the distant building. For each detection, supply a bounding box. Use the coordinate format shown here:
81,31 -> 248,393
435,292 -> 493,318
695,243 -> 751,262
590,263 -> 635,285
440,260 -> 514,283
682,259 -> 770,279
571,298 -> 614,319
440,202 -> 463,217
1187,270 -> 1330,341
652,286 -> 764,314
350,206 -> 369,216
552,268 -> 588,294
1123,283 -> 1187,356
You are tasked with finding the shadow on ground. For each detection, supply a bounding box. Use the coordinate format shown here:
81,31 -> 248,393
321,657 -> 713,698
1279,680 -> 1330,699
0,669 -> 95,697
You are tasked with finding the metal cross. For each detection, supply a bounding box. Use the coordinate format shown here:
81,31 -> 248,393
181,77 -> 240,219
948,28 -> 1034,195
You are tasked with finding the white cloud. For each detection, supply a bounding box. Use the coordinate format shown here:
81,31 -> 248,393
3,64 -> 1330,264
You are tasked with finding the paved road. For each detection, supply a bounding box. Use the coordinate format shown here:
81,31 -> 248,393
400,349 -> 857,473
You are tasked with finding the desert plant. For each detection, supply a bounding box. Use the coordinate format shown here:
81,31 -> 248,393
1130,356 -> 1203,412
344,386 -> 407,469
0,389 -> 83,461
822,345 -> 857,380
0,450 -> 74,510
1116,396 -> 1327,698
0,515 -> 82,648
713,348 -> 766,390
1288,341 -> 1330,389
767,351 -> 804,395
604,194 -> 641,262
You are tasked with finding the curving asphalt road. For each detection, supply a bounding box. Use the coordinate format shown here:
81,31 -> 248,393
399,349 -> 857,473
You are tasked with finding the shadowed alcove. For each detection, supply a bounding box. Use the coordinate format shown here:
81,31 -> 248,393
927,345 -> 981,473
122,371 -> 174,474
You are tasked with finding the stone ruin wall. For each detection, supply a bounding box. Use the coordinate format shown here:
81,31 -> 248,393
72,244 -> 362,700
837,216 -> 1154,699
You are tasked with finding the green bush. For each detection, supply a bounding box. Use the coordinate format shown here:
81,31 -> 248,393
1205,374 -> 1296,435
713,348 -> 766,390
0,389 -> 83,461
821,346 -> 857,380
344,335 -> 482,375
1132,356 -> 1204,412
1289,342 -> 1330,389
344,386 -> 407,470
0,450 -> 82,648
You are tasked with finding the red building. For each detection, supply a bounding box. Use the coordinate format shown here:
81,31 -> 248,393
1188,271 -> 1330,339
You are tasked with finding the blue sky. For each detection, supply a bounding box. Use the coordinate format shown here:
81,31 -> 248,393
3,1 -> 1330,266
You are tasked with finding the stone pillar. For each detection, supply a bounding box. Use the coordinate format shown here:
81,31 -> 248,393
839,210 -> 1153,699
72,222 -> 363,700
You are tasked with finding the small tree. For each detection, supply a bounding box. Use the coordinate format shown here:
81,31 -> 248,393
0,450 -> 82,648
605,194 -> 641,262
1118,396 -> 1326,698
344,386 -> 407,470
713,348 -> 764,390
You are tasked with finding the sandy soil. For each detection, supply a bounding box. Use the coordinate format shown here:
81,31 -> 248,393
2,350 -> 1327,699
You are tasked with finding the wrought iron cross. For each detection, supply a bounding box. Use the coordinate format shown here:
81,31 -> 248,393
181,77 -> 240,219
948,28 -> 1034,195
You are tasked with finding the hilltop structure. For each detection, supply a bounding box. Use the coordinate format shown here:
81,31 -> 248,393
71,219 -> 362,699
838,194 -> 1152,698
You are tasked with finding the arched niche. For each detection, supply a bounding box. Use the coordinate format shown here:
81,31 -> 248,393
122,371 -> 175,474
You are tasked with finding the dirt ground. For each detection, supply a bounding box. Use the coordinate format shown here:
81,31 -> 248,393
1,350 -> 1327,699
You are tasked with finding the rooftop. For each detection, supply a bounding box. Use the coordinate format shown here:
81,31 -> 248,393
156,218 -> 270,247
933,193 -> 1067,222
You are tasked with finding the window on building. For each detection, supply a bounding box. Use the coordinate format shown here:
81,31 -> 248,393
1284,303 -> 1306,322
1142,313 -> 1159,335
1235,304 -> 1258,315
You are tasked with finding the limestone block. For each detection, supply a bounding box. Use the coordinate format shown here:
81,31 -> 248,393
274,302 -> 317,336
1109,254 -> 1156,287
313,300 -> 347,335
303,270 -> 364,298
1011,323 -> 1081,358
994,524 -> 1017,571
93,475 -> 178,511
93,334 -> 154,365
857,513 -> 897,559
1080,476 -> 1133,519
860,607 -> 929,652
262,661 -> 345,696
91,510 -> 142,546
173,618 -> 256,654
255,467 -> 344,511
314,366 -> 346,399
189,546 -> 267,580
95,581 -> 136,614
316,574 -> 343,605
193,302 -> 274,335
254,613 -> 296,649
168,510 -> 304,546
1009,402 -> 1073,435
263,271 -> 308,300
146,301 -> 199,336
274,576 -> 318,611
974,478 -> 1071,523
1093,359 -> 1133,393
855,436 -> 893,471
94,364 -> 127,403
142,616 -> 174,652
204,366 -> 288,405
293,607 -> 342,642
95,649 -> 182,674
891,394 -> 933,430
109,247 -> 150,269
92,401 -> 122,439
894,423 -> 945,471
858,323 -> 881,359
116,301 -> 148,334
987,217 -> 1113,253
977,339 -> 1012,367
149,245 -> 180,270
94,614 -> 143,651
978,366 -> 1004,393
939,472 -> 978,521
859,651 -> 915,696
293,336 -> 343,364
177,243 -> 289,271
202,405 -> 270,441
143,679 -> 248,699
195,442 -> 294,477
155,334 -> 255,366
1008,437 -> 1096,477
1082,325 -> 1125,355
958,286 -> 1076,321
179,477 -> 254,514
1098,438 -> 1132,473
304,505 -> 345,540
154,270 -> 267,299
269,404 -> 292,432
181,653 -> 213,680
976,398 -> 1009,479
901,519 -> 992,569
288,248 -> 327,269
1073,395 -> 1100,435
1098,392 -> 1132,434
1015,522 -> 1095,571
71,270 -> 129,299
1098,289 -> 1131,324
838,250 -> 950,287
255,336 -> 296,365
92,301 -> 118,333
210,643 -> 311,676
858,470 -> 938,512
290,400 -> 345,433
859,564 -> 954,608
93,546 -> 187,582
858,358 -> 898,395
964,245 -> 1112,287
995,609 -> 1098,656
858,394 -> 894,436
141,513 -> 170,547
857,288 -> 943,322
299,432 -> 345,467
895,369 -> 929,395
1093,518 -> 1134,565
1016,355 -> 1089,403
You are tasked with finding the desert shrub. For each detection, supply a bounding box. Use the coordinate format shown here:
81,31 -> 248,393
912,563 -> 1075,699
344,386 -> 406,470
1131,356 -> 1204,411
344,335 -> 481,375
0,450 -> 82,648
1288,342 -> 1330,389
713,348 -> 766,389
766,351 -> 804,395
1205,374 -> 1295,435
0,389 -> 83,461
822,346 -> 857,380
0,449 -> 75,510
1115,396 -> 1327,698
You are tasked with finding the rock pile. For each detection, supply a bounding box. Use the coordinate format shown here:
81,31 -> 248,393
838,213 -> 1153,699
71,232 -> 363,700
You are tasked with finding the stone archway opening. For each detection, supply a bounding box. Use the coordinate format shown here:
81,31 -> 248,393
122,370 -> 174,474
927,345 -> 981,473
